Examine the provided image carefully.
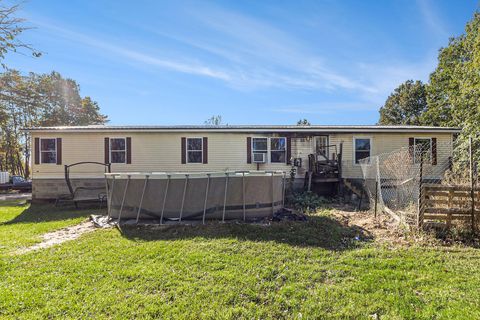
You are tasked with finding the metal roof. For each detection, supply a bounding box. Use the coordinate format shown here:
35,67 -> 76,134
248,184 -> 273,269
22,124 -> 461,133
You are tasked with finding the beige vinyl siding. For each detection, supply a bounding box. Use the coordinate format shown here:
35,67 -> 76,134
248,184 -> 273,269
330,133 -> 453,179
290,137 -> 312,177
31,131 -> 454,180
31,132 -> 291,179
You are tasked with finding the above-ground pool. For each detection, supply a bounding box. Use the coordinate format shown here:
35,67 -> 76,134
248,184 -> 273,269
105,171 -> 286,223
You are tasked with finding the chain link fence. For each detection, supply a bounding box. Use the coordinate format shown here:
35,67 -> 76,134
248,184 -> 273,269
359,143 -> 454,226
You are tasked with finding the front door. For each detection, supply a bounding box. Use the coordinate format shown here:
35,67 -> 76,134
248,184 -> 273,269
314,136 -> 329,160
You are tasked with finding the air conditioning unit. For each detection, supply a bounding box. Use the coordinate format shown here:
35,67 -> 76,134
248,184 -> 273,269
253,152 -> 266,163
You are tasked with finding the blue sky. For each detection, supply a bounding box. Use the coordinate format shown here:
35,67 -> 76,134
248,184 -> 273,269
3,0 -> 478,125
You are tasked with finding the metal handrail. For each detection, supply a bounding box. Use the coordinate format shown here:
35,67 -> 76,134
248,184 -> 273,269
64,162 -> 111,197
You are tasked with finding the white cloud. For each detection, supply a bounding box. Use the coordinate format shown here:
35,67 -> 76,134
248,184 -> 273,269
29,5 -> 438,103
416,0 -> 450,39
31,19 -> 232,82
272,102 -> 378,115
183,5 -> 379,93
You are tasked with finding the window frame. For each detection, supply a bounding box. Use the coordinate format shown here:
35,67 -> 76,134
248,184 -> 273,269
314,135 -> 330,159
251,137 -> 288,164
270,137 -> 287,164
353,136 -> 372,165
39,138 -> 57,164
252,137 -> 268,163
413,137 -> 432,164
109,137 -> 127,164
186,137 -> 204,164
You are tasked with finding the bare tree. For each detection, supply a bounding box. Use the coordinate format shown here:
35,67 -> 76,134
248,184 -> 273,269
296,118 -> 311,126
0,1 -> 40,68
204,115 -> 224,126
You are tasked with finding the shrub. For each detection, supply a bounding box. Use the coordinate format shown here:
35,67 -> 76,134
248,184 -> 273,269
287,191 -> 328,213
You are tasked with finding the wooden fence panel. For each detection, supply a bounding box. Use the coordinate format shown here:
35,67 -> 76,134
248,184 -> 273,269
420,184 -> 479,228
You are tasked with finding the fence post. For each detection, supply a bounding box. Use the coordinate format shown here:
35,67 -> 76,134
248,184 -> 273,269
374,180 -> 378,219
417,157 -> 424,228
447,189 -> 453,229
374,156 -> 381,218
470,136 -> 475,233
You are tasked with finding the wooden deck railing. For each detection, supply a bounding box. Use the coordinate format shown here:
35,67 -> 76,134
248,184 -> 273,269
307,144 -> 342,179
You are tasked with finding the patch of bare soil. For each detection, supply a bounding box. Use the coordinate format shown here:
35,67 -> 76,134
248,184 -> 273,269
328,203 -> 480,247
329,203 -> 411,246
16,220 -> 97,254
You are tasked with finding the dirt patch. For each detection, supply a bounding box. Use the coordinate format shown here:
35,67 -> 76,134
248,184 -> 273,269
327,203 -> 480,247
16,220 -> 97,254
329,203 -> 411,246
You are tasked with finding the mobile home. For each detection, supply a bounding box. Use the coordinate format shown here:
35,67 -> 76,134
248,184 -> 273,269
25,125 -> 459,200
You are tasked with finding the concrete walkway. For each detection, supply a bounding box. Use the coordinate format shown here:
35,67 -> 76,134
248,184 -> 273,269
15,220 -> 97,255
0,193 -> 31,202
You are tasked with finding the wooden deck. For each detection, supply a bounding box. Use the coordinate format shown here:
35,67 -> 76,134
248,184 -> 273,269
305,144 -> 343,191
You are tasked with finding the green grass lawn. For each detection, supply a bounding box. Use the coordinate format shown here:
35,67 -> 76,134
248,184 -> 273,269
1,201 -> 480,319
0,200 -> 102,255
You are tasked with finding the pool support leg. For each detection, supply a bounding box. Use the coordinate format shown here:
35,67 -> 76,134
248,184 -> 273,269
136,175 -> 149,224
222,173 -> 229,222
271,172 -> 275,215
242,172 -> 246,221
160,175 -> 171,225
179,174 -> 189,222
117,175 -> 131,224
107,176 -> 116,219
202,174 -> 211,224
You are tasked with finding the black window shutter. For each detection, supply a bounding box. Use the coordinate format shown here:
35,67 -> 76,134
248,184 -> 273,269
104,137 -> 110,164
34,138 -> 40,164
247,137 -> 252,164
432,138 -> 437,165
286,137 -> 292,164
181,137 -> 186,164
56,138 -> 62,165
126,137 -> 132,164
203,137 -> 208,164
408,137 -> 414,161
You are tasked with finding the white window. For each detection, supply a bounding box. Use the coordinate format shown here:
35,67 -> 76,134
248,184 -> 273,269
187,138 -> 203,163
252,138 -> 268,159
315,136 -> 329,158
40,138 -> 57,164
270,137 -> 286,163
252,137 -> 287,163
110,138 -> 126,164
354,138 -> 371,164
414,138 -> 432,164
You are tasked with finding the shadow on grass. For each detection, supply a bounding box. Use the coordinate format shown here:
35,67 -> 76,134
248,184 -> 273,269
0,202 -> 105,225
422,224 -> 480,248
119,214 -> 373,251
